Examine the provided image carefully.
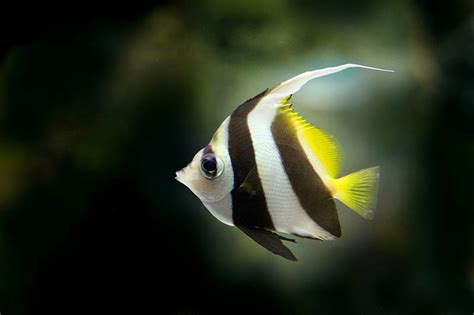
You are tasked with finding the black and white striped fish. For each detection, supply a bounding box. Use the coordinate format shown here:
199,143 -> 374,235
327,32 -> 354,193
176,64 -> 392,261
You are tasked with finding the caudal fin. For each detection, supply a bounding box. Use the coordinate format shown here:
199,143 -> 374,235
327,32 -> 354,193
331,166 -> 379,219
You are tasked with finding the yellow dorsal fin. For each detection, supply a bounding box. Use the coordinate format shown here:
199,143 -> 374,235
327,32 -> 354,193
278,101 -> 343,178
276,100 -> 379,219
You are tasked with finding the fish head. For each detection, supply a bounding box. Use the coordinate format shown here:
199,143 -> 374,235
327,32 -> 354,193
175,118 -> 234,203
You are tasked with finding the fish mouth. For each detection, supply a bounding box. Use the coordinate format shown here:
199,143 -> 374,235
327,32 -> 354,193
175,170 -> 184,183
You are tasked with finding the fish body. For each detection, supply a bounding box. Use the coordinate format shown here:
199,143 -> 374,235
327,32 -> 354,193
176,64 -> 392,260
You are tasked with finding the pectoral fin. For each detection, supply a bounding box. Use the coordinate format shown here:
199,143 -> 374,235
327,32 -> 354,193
237,226 -> 297,261
236,165 -> 261,196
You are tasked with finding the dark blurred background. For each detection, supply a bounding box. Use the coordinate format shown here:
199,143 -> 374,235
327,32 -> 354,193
0,0 -> 473,314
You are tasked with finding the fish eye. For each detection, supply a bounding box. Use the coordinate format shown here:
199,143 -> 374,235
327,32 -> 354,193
200,154 -> 224,180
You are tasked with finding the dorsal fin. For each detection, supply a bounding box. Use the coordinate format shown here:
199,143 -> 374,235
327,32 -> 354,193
262,64 -> 392,177
249,64 -> 393,117
278,103 -> 342,178
268,64 -> 393,100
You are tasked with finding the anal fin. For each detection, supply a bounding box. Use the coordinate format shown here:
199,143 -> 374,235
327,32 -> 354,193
237,226 -> 297,261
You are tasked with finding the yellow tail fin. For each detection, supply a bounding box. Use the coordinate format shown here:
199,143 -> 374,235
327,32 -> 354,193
331,166 -> 379,219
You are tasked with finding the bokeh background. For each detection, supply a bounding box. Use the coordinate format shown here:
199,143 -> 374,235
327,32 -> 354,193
0,0 -> 473,314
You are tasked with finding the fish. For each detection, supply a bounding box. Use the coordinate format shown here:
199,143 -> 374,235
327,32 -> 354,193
176,64 -> 393,261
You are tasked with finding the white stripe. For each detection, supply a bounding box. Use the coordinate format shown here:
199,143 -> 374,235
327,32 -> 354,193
247,98 -> 335,239
204,116 -> 234,226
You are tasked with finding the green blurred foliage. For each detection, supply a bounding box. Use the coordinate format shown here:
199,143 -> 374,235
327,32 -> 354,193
0,0 -> 472,314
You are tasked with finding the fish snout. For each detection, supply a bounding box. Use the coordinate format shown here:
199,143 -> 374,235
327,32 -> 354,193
175,166 -> 189,184
175,160 -> 194,183
175,170 -> 183,182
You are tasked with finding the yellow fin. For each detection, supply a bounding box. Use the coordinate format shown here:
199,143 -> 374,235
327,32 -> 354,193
278,103 -> 343,178
331,166 -> 379,219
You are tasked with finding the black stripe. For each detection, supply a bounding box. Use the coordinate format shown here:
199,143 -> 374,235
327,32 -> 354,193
228,89 -> 275,229
271,110 -> 341,237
